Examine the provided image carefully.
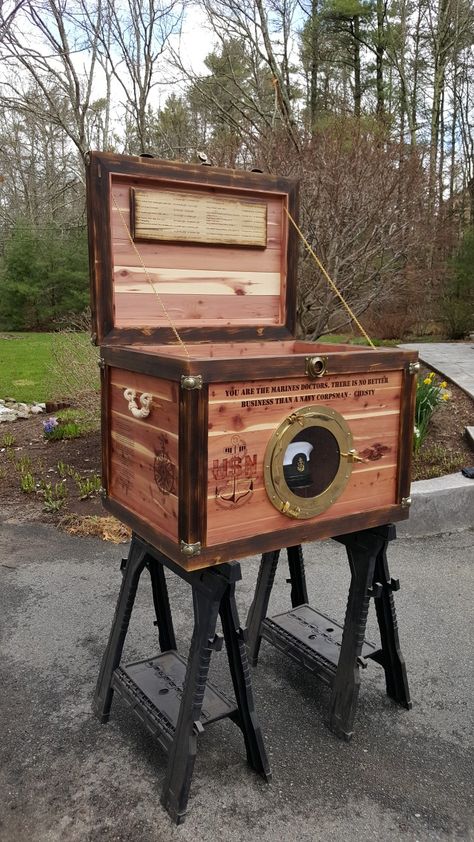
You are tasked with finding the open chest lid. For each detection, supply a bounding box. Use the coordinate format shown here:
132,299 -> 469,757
86,151 -> 299,346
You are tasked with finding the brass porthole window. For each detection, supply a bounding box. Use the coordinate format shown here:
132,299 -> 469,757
264,405 -> 358,519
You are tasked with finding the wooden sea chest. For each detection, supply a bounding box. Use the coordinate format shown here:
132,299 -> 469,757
87,152 -> 418,571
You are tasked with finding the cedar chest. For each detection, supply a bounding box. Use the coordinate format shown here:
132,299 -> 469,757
86,151 -> 418,570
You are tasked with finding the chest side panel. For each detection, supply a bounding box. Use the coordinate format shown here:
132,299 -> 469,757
108,368 -> 179,542
207,371 -> 403,547
111,178 -> 286,329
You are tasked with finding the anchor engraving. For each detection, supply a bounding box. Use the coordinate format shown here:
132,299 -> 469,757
213,435 -> 257,508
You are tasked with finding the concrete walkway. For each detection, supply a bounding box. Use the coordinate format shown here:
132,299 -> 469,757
399,341 -> 474,400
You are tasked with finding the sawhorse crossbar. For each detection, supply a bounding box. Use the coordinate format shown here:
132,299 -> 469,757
246,525 -> 411,741
93,533 -> 271,824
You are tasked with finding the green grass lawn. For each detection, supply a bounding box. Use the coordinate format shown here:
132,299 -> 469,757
0,332 -> 98,403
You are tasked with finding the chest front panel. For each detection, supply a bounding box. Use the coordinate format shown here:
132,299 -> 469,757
206,371 -> 402,547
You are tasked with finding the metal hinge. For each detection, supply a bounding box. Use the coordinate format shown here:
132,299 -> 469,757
401,496 -> 412,508
341,448 -> 365,463
180,540 -> 201,558
408,361 -> 420,375
181,374 -> 203,391
279,500 -> 301,519
98,357 -> 105,369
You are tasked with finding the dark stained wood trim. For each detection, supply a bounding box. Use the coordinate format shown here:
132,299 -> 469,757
285,182 -> 299,337
294,341 -> 373,353
86,153 -> 114,344
397,362 -> 418,502
103,325 -> 295,346
94,151 -> 297,194
178,384 -> 208,546
204,504 -> 409,563
129,185 -> 137,240
103,495 -> 409,571
100,345 -> 418,384
103,497 -> 193,569
100,364 -> 111,494
193,348 -> 417,382
101,345 -> 187,381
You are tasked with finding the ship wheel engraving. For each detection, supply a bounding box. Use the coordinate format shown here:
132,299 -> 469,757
154,435 -> 176,495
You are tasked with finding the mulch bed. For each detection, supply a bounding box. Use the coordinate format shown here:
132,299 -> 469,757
411,374 -> 473,481
1,376 -> 472,535
0,416 -> 102,523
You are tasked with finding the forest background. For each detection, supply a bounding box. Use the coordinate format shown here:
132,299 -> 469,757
0,0 -> 473,342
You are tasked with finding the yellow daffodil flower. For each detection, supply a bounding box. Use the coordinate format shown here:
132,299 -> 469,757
441,381 -> 447,388
423,377 -> 431,384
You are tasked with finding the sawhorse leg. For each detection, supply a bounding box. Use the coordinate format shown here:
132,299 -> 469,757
94,534 -> 270,825
162,571 -> 271,824
246,550 -> 280,667
220,581 -> 271,780
160,580 -> 224,822
329,527 -> 389,740
93,538 -> 147,722
246,546 -> 308,667
246,526 -> 411,741
371,537 -> 411,709
286,544 -> 309,608
147,559 -> 177,652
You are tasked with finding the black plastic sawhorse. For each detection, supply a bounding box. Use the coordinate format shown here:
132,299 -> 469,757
93,533 -> 270,824
246,525 -> 411,741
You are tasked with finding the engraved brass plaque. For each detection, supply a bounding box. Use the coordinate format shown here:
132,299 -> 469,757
131,187 -> 267,248
264,406 -> 354,519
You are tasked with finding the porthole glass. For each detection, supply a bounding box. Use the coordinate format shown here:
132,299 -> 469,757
283,426 -> 341,498
264,406 -> 354,519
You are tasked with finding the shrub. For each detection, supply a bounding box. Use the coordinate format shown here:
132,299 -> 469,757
442,228 -> 474,339
48,313 -> 100,424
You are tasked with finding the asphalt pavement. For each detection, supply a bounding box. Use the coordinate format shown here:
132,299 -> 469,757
0,518 -> 473,842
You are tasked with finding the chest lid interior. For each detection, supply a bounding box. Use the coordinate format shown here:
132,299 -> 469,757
86,152 -> 299,346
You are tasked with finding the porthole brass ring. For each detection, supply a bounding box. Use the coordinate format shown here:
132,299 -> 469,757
264,405 -> 354,520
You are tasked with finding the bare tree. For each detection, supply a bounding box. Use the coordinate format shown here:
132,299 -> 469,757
0,0 -> 26,40
88,0 -> 184,153
0,1 -> 107,163
194,0 -> 301,150
259,122 -> 430,338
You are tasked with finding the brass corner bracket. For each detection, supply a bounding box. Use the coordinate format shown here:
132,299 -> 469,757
181,374 -> 203,391
180,540 -> 202,558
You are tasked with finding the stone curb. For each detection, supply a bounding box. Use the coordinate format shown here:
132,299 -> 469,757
397,472 -> 474,537
466,426 -> 474,448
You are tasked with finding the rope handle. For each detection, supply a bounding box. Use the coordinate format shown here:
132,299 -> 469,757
123,388 -> 152,419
